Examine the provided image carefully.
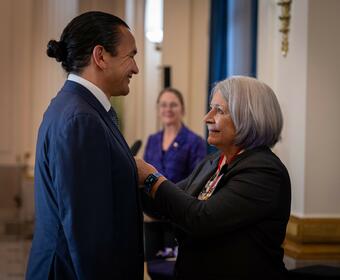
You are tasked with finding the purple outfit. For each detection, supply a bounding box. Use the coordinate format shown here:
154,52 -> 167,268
144,125 -> 206,183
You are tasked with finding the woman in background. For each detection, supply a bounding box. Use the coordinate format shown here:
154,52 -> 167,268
143,87 -> 206,260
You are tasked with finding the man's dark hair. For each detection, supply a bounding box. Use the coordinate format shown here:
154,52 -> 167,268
46,11 -> 129,73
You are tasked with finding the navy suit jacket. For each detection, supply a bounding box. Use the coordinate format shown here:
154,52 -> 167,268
26,81 -> 144,279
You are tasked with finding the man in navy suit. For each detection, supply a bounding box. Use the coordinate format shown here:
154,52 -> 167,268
26,11 -> 143,279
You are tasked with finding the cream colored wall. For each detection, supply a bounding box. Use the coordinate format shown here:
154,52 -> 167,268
141,38 -> 162,147
163,0 -> 191,113
258,0 -> 308,216
0,0 -> 78,219
79,0 -> 125,15
123,0 -> 146,150
0,0 -> 34,166
0,0 -> 76,169
188,0 -> 210,136
162,0 -> 209,137
305,0 -> 340,217
29,0 -> 78,173
258,0 -> 340,217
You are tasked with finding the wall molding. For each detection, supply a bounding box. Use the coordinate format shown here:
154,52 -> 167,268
284,215 -> 340,261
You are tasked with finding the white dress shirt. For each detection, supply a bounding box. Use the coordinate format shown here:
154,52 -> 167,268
68,73 -> 111,112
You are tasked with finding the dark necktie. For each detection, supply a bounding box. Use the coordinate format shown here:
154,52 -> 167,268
108,107 -> 119,128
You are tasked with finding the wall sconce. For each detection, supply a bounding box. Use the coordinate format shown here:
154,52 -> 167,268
145,0 -> 163,51
146,29 -> 163,51
277,0 -> 292,57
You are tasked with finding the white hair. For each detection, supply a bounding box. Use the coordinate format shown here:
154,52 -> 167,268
211,76 -> 283,149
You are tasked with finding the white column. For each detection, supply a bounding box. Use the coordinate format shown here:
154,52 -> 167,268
162,0 -> 209,137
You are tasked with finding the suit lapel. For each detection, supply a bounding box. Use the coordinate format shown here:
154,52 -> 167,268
62,81 -> 136,170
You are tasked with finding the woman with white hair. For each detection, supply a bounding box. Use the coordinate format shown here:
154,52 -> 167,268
136,76 -> 291,279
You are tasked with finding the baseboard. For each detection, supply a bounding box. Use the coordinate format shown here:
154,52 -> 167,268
284,255 -> 340,270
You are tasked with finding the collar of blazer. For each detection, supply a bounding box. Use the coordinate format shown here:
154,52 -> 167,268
185,153 -> 219,196
186,146 -> 270,197
213,146 -> 271,193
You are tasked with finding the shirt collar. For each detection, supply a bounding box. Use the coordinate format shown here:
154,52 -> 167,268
68,73 -> 111,112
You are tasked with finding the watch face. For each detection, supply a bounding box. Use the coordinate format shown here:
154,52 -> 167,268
144,172 -> 162,193
146,174 -> 157,185
148,174 -> 157,184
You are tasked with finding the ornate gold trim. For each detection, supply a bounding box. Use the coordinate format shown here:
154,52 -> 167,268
277,0 -> 292,57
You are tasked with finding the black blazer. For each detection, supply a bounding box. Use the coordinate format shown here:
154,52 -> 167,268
27,81 -> 144,279
146,146 -> 291,279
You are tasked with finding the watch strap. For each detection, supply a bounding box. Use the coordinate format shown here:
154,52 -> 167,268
144,172 -> 163,193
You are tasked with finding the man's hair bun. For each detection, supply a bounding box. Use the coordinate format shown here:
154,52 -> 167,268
46,40 -> 67,62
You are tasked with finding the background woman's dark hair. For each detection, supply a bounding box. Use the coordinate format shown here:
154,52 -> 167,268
46,11 -> 129,73
157,87 -> 185,112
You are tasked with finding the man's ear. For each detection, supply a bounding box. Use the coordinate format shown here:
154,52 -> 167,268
92,45 -> 106,70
